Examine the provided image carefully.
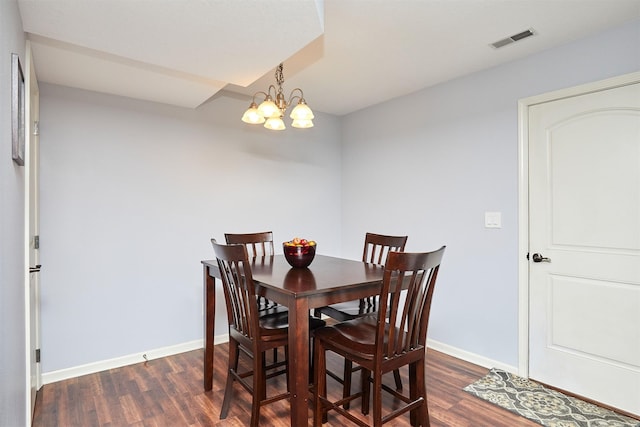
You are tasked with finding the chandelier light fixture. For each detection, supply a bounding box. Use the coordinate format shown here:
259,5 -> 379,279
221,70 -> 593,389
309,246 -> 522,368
241,63 -> 314,130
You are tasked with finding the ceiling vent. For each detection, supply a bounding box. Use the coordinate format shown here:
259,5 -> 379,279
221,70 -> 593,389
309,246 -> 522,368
490,28 -> 536,49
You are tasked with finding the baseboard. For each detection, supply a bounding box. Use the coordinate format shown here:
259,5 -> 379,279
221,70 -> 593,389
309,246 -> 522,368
427,338 -> 519,375
42,338 -> 214,385
42,334 -> 514,385
215,334 -> 518,374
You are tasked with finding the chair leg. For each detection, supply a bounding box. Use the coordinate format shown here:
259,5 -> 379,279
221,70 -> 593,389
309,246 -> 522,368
409,362 -> 417,426
409,361 -> 429,427
313,338 -> 327,427
259,351 -> 268,400
393,368 -> 403,391
361,368 -> 370,415
250,385 -> 261,427
372,370 -> 383,427
342,359 -> 353,409
309,339 -> 316,384
251,350 -> 266,427
220,339 -> 239,419
285,345 -> 290,392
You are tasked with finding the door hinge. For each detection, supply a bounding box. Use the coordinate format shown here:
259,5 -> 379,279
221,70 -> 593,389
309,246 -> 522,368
34,121 -> 40,136
34,235 -> 40,250
35,349 -> 41,363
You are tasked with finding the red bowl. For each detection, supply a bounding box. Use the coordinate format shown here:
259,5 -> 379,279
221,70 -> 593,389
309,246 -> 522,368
283,243 -> 316,268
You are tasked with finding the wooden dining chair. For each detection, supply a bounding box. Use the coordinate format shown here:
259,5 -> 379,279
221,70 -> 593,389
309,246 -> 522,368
315,233 -> 408,321
212,240 -> 325,427
313,246 -> 446,427
314,232 -> 408,404
224,232 -> 287,364
225,231 -> 275,257
224,231 -> 283,315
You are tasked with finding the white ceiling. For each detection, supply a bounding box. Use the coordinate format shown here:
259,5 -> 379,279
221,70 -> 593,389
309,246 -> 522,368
18,0 -> 640,116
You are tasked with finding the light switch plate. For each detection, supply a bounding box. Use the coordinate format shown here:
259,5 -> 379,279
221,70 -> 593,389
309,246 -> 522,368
485,211 -> 502,228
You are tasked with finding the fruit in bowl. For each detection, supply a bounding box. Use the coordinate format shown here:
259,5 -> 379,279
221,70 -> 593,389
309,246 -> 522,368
283,237 -> 316,268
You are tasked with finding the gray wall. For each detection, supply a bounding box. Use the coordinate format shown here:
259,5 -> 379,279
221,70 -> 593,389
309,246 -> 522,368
38,86 -> 343,372
340,19 -> 640,367
0,0 -> 27,425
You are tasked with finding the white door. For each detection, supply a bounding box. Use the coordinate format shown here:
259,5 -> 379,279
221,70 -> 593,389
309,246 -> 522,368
25,41 -> 41,421
528,79 -> 640,415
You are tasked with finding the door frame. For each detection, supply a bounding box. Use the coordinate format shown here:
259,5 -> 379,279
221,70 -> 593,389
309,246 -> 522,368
517,70 -> 640,378
24,40 -> 41,424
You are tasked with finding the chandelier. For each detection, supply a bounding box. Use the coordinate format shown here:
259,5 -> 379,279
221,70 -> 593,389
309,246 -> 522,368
241,63 -> 314,130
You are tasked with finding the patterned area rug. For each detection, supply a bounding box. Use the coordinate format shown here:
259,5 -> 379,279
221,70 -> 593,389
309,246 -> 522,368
463,368 -> 640,427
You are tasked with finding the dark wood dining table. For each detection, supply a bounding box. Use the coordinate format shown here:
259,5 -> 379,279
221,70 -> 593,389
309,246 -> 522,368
201,254 -> 385,426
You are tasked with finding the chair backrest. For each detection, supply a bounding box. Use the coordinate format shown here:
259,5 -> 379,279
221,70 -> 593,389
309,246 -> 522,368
376,246 -> 446,360
225,231 -> 275,257
211,240 -> 260,341
362,232 -> 408,265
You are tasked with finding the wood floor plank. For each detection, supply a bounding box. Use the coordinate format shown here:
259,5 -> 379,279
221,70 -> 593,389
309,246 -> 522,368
33,345 -> 544,427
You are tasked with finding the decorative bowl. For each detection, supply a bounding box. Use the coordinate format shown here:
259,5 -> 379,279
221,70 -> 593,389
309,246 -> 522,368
283,243 -> 316,268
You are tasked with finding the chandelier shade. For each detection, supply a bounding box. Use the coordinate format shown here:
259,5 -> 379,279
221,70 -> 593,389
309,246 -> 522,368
264,116 -> 286,130
241,102 -> 266,124
289,101 -> 314,120
292,118 -> 314,129
241,63 -> 314,131
257,98 -> 280,119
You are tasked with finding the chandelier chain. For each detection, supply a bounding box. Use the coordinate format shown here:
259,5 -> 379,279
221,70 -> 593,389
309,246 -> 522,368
275,64 -> 285,92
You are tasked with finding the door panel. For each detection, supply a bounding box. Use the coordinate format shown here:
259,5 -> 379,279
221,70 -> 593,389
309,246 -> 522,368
550,276 -> 639,366
549,111 -> 639,250
529,82 -> 640,415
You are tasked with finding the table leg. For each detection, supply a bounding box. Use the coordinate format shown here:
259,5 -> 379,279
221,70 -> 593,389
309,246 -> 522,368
288,297 -> 310,426
204,266 -> 215,391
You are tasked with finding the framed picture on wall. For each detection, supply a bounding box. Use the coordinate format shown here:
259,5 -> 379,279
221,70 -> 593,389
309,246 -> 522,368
11,53 -> 25,166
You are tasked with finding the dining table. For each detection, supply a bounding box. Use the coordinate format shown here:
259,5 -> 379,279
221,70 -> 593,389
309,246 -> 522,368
201,254 -> 386,426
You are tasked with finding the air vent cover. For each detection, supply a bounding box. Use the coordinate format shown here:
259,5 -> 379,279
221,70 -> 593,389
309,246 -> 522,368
491,28 -> 535,49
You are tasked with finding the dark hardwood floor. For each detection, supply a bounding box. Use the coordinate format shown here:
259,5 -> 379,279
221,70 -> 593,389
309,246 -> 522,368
33,345 -> 541,426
